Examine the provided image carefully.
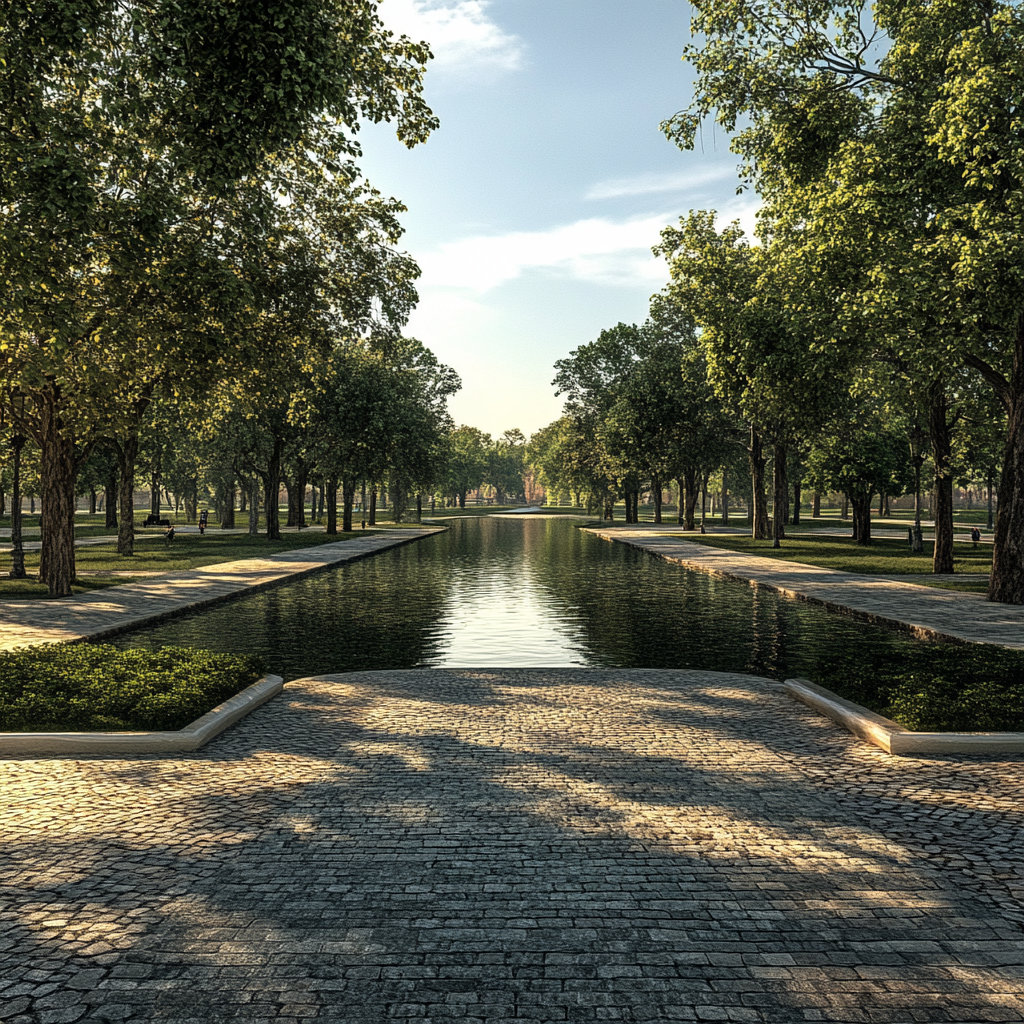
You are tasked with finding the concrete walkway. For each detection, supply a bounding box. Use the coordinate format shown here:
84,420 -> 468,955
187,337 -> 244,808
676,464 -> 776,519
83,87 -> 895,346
1,668 -> 1022,1023
585,526 -> 1023,649
0,528 -> 442,651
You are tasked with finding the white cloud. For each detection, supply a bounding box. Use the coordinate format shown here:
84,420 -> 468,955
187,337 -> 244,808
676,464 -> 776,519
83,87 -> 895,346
418,214 -> 674,294
585,167 -> 738,201
378,0 -> 524,76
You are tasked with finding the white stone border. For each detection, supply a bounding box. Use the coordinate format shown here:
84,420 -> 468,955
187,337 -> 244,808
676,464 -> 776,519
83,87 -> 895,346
0,674 -> 283,756
784,677 -> 1024,756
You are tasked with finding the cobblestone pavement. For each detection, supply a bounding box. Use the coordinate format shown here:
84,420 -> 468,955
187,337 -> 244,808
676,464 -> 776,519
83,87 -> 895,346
0,529 -> 442,651
2,668 -> 1022,1023
586,528 -> 1019,648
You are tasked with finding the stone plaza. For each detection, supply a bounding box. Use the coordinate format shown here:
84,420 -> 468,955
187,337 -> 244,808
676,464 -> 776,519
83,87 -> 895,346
2,668 -> 1022,1023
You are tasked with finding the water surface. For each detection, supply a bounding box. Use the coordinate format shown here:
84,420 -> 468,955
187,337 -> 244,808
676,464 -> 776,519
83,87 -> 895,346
114,517 -> 929,679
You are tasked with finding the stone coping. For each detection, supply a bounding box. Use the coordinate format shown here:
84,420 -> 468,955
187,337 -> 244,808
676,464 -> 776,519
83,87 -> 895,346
784,676 -> 1024,756
0,673 -> 284,756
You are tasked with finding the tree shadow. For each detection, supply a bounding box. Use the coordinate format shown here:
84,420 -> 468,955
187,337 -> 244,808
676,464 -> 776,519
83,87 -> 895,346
2,668 -> 1023,1023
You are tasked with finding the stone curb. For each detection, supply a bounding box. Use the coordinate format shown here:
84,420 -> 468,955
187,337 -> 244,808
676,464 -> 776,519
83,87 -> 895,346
784,677 -> 1024,756
0,674 -> 284,756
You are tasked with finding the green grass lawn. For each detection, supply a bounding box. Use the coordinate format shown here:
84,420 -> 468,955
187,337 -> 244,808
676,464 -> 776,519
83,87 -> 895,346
671,532 -> 992,591
0,525 -> 431,599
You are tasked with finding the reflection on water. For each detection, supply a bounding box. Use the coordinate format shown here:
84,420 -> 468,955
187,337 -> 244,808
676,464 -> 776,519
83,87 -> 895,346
114,517 -> 928,679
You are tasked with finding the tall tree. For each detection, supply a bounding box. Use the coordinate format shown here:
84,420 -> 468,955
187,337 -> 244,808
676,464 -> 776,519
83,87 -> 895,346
662,0 -> 1024,596
0,0 -> 436,594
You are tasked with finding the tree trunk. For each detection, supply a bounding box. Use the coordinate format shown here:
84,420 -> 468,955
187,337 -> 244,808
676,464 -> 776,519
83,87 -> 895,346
749,425 -> 768,540
391,478 -> 407,523
841,495 -> 849,520
184,484 -> 197,525
987,468 -> 995,531
248,477 -> 260,537
284,467 -> 307,528
342,478 -> 356,532
989,370 -> 1024,599
88,486 -> 96,515
772,442 -> 787,543
265,437 -> 282,541
930,384 -> 955,574
721,468 -> 729,526
700,473 -> 708,531
326,476 -> 339,535
114,435 -> 139,556
458,490 -> 466,509
792,478 -> 801,526
652,475 -> 662,524
221,480 -> 236,528
369,488 -> 377,525
812,490 -> 820,518
852,492 -> 873,546
38,406 -> 77,597
682,469 -> 698,530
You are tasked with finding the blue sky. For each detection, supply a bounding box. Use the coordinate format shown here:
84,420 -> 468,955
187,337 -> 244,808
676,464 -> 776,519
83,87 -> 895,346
359,0 -> 756,438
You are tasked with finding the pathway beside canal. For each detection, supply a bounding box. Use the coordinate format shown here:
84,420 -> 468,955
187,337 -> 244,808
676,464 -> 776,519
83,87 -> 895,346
0,528 -> 443,651
587,526 -> 1024,649
2,668 -> 1022,1023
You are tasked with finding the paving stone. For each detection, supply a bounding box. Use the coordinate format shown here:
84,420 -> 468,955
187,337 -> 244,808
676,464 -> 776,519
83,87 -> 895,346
2,668 -> 1022,1022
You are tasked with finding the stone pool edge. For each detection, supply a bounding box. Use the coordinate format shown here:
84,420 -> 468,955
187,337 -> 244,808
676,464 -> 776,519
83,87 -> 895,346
784,677 -> 1024,756
0,674 -> 284,756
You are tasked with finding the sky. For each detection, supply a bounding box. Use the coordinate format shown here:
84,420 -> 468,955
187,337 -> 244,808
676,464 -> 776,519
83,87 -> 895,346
358,0 -> 755,438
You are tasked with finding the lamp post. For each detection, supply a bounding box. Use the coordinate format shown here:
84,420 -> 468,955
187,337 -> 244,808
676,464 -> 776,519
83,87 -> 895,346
7,393 -> 27,579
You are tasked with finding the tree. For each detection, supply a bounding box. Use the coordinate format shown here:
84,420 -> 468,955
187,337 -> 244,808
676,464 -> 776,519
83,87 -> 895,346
0,0 -> 436,595
445,426 -> 490,508
662,0 -> 1024,596
655,214 -> 844,542
487,430 -> 527,505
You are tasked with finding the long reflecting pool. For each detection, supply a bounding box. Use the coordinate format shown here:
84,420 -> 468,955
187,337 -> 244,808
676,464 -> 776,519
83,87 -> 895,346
113,517 -> 933,680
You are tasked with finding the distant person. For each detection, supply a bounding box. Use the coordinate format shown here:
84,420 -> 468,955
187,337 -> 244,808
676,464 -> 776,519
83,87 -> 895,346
971,526 -> 981,548
164,525 -> 175,545
198,509 -> 208,535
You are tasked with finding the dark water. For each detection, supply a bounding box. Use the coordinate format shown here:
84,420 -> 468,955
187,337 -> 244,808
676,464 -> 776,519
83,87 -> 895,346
113,517 -> 931,680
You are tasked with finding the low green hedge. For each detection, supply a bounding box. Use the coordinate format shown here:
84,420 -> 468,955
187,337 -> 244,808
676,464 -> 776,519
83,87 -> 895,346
815,644 -> 1024,732
0,644 -> 266,733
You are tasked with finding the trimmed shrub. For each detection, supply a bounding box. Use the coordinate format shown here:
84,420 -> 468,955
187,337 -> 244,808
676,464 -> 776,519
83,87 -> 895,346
0,645 -> 266,732
814,644 -> 1024,733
